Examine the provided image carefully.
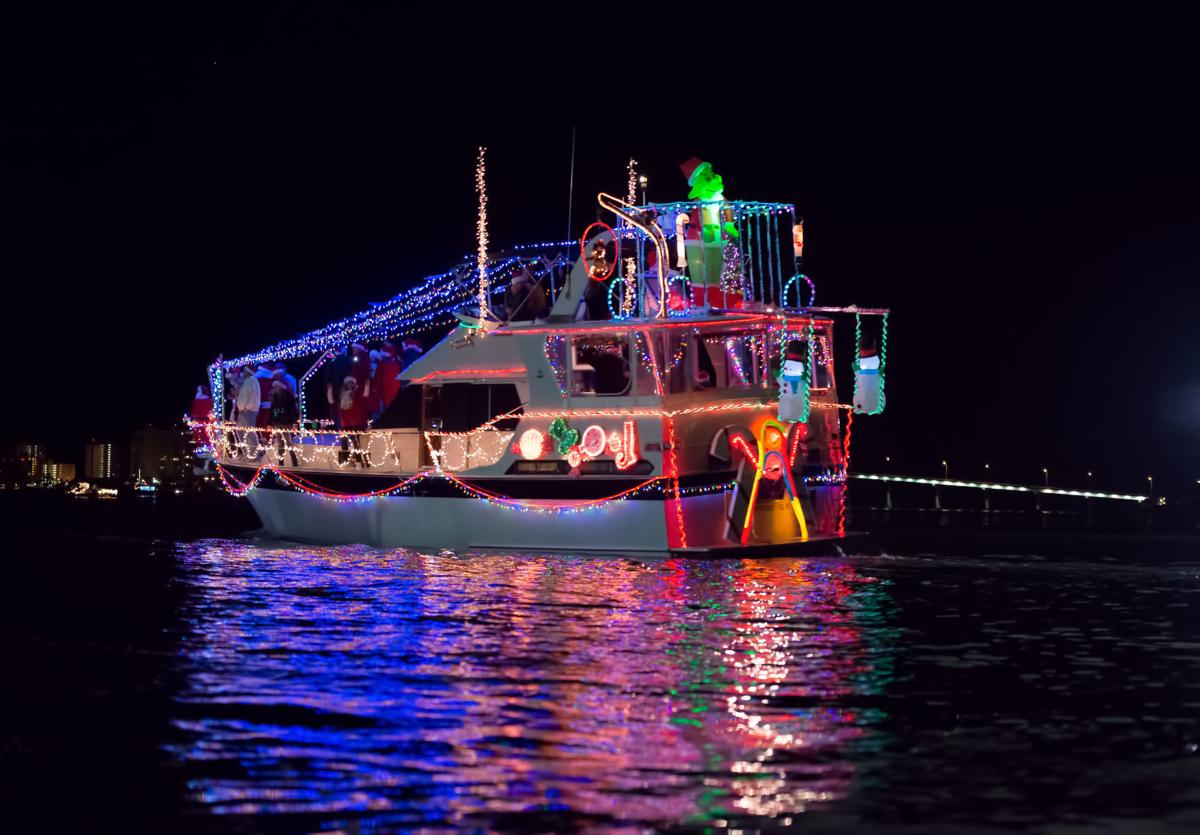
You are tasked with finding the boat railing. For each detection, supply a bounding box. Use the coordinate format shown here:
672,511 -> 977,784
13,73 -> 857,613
206,422 -> 424,476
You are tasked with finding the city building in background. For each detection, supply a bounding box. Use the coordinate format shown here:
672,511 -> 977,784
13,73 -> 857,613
84,441 -> 120,481
17,443 -> 44,480
39,462 -> 76,483
130,427 -> 192,485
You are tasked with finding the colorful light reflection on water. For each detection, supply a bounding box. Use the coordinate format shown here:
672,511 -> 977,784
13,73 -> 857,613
170,541 -> 896,829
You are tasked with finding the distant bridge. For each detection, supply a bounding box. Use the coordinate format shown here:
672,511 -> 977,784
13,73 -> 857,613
850,473 -> 1148,503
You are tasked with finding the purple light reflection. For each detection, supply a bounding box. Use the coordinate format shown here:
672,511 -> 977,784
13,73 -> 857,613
169,541 -> 893,829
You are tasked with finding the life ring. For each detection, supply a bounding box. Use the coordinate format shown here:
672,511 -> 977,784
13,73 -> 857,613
580,222 -> 618,282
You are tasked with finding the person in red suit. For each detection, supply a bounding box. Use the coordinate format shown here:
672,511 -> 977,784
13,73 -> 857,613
372,341 -> 403,415
189,384 -> 213,448
337,373 -> 370,466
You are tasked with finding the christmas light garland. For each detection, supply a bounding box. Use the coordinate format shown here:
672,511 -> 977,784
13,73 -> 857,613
476,146 -> 490,322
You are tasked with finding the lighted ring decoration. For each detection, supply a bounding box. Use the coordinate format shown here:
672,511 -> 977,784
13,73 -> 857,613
518,428 -> 548,460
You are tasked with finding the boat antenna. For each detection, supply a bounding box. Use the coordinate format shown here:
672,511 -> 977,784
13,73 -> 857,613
566,124 -> 576,241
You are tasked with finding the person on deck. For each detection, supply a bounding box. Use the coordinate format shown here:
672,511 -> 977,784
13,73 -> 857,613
372,341 -> 403,414
235,364 -> 261,427
189,384 -> 213,447
401,338 -> 422,370
269,378 -> 299,466
505,269 -> 547,321
337,374 -> 370,466
324,345 -> 353,426
273,361 -> 297,395
254,364 -> 274,428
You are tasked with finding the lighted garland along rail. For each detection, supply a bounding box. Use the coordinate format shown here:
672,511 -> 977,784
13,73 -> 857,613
851,473 -> 1148,502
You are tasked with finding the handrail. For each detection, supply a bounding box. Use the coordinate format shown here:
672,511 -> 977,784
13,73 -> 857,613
597,192 -> 671,319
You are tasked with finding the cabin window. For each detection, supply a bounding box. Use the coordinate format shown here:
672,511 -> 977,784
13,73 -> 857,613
663,331 -> 690,394
810,330 -> 833,390
571,335 -> 631,396
439,383 -> 523,432
691,332 -> 761,390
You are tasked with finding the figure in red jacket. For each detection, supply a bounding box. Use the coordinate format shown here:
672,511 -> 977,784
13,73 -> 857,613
372,341 -> 403,415
189,384 -> 213,448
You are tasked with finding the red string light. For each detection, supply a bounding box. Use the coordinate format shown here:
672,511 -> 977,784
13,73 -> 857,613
407,367 -> 525,384
663,415 -> 687,549
837,410 -> 853,537
442,472 -> 665,511
730,434 -> 758,468
489,313 -> 773,338
274,469 -> 427,500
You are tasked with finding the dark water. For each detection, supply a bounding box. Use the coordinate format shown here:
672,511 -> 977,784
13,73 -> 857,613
4,504 -> 1200,832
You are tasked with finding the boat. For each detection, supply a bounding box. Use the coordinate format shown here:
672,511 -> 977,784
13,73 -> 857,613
198,159 -> 890,554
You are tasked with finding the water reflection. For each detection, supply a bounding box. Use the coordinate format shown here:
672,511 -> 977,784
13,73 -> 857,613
170,541 -> 894,829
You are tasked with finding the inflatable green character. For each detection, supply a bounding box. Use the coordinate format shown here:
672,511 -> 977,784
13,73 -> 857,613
680,158 -> 740,306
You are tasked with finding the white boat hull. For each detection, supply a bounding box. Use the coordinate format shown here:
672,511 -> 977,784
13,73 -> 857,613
248,487 -> 675,552
245,484 -> 835,554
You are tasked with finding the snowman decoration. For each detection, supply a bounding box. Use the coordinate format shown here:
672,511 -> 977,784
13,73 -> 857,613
777,340 -> 809,423
853,342 -> 882,414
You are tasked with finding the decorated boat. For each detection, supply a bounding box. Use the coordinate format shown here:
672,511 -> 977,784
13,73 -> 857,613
197,156 -> 890,554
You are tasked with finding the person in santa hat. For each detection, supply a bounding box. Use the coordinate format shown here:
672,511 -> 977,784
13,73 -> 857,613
337,373 -> 371,466
254,364 -> 274,429
401,338 -> 423,371
349,343 -> 371,395
372,341 -> 403,415
273,361 -> 297,396
189,383 -> 213,447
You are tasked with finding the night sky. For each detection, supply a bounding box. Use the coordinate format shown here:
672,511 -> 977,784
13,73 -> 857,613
2,13 -> 1197,493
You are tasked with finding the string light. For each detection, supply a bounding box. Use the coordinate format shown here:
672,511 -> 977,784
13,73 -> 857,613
544,335 -> 568,395
664,413 -> 686,548
476,146 -> 489,323
408,367 -> 525,384
782,274 -> 816,307
838,410 -> 853,536
425,429 -> 514,471
622,257 -> 636,317
441,472 -> 666,514
297,350 -> 333,422
215,204 -> 886,373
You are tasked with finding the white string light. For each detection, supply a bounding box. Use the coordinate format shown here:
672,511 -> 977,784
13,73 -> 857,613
476,146 -> 490,323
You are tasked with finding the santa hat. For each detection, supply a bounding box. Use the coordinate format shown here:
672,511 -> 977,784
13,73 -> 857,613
380,341 -> 397,358
679,157 -> 711,186
402,338 -> 421,352
351,342 -> 367,353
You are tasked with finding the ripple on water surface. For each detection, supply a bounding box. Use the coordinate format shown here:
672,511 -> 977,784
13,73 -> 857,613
168,540 -> 1200,832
